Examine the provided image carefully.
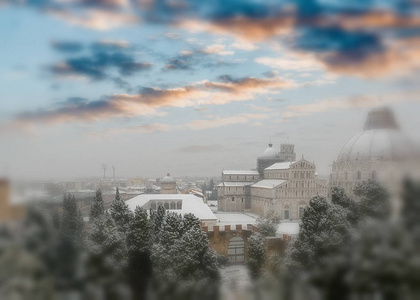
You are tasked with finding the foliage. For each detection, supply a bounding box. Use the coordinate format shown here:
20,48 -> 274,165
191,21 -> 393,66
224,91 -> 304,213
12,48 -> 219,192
247,232 -> 266,280
90,188 -> 104,221
256,209 -> 281,237
110,187 -> 133,233
354,179 -> 391,220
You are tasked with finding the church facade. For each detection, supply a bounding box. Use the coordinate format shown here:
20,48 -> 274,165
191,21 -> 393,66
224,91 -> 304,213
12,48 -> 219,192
217,143 -> 328,220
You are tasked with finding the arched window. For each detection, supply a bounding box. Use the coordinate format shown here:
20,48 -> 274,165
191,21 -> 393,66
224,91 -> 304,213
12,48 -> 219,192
176,201 -> 182,209
164,202 -> 169,209
170,201 -> 175,209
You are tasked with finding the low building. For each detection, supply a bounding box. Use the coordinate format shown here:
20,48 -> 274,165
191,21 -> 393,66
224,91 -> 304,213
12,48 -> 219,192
125,194 -> 217,227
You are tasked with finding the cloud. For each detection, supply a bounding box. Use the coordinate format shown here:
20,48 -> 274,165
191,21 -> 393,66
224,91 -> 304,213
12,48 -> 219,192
255,55 -> 324,72
11,0 -> 420,77
176,144 -> 226,153
51,41 -> 84,53
49,41 -> 153,82
186,113 -> 271,130
163,44 -> 235,71
12,75 -> 294,126
46,8 -> 138,30
282,91 -> 420,119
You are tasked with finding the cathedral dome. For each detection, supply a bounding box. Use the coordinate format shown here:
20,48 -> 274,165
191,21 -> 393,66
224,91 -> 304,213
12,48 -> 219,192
337,107 -> 416,163
161,172 -> 176,184
261,143 -> 278,159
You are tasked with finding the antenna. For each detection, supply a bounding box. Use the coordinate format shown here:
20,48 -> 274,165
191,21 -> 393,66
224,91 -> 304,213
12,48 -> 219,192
102,164 -> 107,180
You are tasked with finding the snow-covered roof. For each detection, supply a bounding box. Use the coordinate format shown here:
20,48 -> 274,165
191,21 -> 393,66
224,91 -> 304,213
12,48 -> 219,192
222,170 -> 259,175
218,182 -> 253,187
125,194 -> 217,221
265,161 -> 295,170
251,179 -> 287,189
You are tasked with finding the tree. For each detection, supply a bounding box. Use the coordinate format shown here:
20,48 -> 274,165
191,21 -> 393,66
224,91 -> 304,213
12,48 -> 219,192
401,178 -> 420,231
256,209 -> 280,237
331,186 -> 359,225
127,206 -> 152,300
150,205 -> 165,242
354,179 -> 391,221
85,214 -> 129,300
247,232 -> 266,280
151,213 -> 219,300
90,188 -> 105,221
61,193 -> 84,242
110,187 -> 132,233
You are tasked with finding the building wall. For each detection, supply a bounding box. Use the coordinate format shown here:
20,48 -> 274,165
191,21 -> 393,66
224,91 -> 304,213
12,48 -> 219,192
0,179 -> 25,222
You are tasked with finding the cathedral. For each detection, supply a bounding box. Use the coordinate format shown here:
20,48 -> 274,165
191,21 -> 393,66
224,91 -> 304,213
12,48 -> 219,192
217,143 -> 328,220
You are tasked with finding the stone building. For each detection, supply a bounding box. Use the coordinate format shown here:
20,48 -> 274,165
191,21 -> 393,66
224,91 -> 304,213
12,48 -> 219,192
0,179 -> 25,222
160,172 -> 177,194
218,143 -> 328,220
257,143 -> 296,176
331,107 -> 420,212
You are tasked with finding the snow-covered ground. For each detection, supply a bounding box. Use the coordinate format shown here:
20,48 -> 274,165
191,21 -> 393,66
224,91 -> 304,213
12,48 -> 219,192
219,264 -> 253,300
216,212 -> 257,227
277,222 -> 300,236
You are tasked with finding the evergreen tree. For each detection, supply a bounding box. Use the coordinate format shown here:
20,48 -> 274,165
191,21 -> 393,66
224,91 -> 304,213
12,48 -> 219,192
61,193 -> 84,242
150,205 -> 165,242
354,179 -> 391,220
401,178 -> 420,231
127,206 -> 152,300
331,186 -> 359,225
110,187 -> 133,233
151,213 -> 219,300
247,232 -> 266,279
85,214 -> 129,300
90,188 -> 104,221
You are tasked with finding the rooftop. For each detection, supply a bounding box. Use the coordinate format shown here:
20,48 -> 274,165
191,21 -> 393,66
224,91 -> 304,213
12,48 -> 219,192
217,181 -> 254,187
251,179 -> 287,189
265,161 -> 295,170
222,170 -> 259,175
125,194 -> 216,220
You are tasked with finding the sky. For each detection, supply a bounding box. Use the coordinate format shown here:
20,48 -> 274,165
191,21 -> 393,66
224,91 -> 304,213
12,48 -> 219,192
1,0 -> 420,180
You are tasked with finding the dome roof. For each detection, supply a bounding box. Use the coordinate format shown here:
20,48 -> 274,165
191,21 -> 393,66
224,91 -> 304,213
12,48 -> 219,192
337,107 -> 418,163
260,143 -> 278,159
161,172 -> 176,184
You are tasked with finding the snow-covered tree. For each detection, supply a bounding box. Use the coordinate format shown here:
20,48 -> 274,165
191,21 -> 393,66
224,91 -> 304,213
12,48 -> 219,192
127,206 -> 152,300
150,205 -> 165,242
354,179 -> 391,221
85,214 -> 130,300
110,187 -> 133,233
247,232 -> 266,279
61,193 -> 84,243
151,213 -> 219,300
401,178 -> 420,231
331,186 -> 359,225
256,209 -> 281,237
90,188 -> 104,221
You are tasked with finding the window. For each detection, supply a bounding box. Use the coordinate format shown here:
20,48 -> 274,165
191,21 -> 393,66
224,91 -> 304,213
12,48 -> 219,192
241,198 -> 244,203
232,197 -> 235,202
164,203 -> 169,209
284,210 -> 290,219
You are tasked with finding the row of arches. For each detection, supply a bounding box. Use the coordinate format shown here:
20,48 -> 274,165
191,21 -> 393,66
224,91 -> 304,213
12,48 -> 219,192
150,200 -> 182,210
